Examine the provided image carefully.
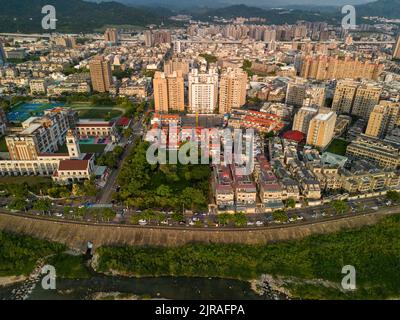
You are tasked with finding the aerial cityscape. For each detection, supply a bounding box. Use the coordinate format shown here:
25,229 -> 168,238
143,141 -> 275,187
0,0 -> 399,305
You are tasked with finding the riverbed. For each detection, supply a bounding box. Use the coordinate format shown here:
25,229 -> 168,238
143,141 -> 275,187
0,275 -> 272,300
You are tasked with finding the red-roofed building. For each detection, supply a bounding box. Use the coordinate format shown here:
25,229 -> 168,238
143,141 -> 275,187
116,117 -> 132,129
52,159 -> 94,184
229,109 -> 285,133
282,130 -> 305,143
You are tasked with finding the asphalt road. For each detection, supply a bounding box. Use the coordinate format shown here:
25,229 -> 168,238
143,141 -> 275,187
96,114 -> 145,204
2,203 -> 399,233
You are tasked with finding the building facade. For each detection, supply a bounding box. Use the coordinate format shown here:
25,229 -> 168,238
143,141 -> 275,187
89,56 -> 113,93
218,68 -> 247,114
188,68 -> 219,114
306,109 -> 337,149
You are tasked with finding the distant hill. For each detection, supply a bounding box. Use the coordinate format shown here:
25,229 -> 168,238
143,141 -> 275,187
356,0 -> 400,18
188,0 -> 399,24
0,0 -> 397,34
0,0 -> 174,33
189,4 -> 339,24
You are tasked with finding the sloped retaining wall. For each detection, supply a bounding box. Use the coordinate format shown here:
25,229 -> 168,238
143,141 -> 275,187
0,209 -> 398,250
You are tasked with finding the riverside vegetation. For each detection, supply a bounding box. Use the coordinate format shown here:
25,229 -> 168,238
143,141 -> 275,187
1,214 -> 400,299
96,215 -> 400,299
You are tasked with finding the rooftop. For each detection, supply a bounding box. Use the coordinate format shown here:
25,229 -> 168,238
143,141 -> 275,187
58,160 -> 89,171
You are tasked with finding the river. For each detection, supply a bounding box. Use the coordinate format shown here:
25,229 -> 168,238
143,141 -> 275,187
0,275 -> 272,300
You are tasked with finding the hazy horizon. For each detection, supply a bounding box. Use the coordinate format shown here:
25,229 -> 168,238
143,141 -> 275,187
102,0 -> 376,8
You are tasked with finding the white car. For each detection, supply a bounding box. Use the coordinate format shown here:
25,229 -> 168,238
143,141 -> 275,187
138,219 -> 147,226
54,213 -> 63,217
296,216 -> 304,221
256,221 -> 264,226
247,222 -> 255,226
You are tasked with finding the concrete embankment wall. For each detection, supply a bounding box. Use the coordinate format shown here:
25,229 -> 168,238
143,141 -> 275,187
0,210 -> 398,250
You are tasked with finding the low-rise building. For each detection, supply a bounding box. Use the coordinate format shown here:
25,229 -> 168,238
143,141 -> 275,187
346,134 -> 400,169
75,120 -> 118,141
212,164 -> 235,210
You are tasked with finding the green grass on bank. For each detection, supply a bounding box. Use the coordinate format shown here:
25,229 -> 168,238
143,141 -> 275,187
47,254 -> 91,279
0,232 -> 65,277
325,139 -> 350,156
96,215 -> 400,299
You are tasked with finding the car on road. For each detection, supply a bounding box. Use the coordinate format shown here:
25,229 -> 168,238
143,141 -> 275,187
54,213 -> 63,217
138,219 -> 147,226
256,221 -> 263,226
247,221 -> 255,226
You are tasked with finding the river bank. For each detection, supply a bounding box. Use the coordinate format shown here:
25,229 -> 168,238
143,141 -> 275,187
2,214 -> 400,300
0,275 -> 27,287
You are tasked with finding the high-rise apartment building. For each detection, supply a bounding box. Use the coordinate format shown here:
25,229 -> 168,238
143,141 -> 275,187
104,28 -> 119,44
144,30 -> 153,47
306,109 -> 337,149
166,71 -> 185,112
144,30 -> 171,47
393,35 -> 400,60
351,84 -> 382,119
188,68 -> 219,114
153,72 -> 169,113
154,30 -> 171,45
89,56 -> 113,93
53,36 -> 76,48
332,80 -> 358,114
218,68 -> 247,114
153,71 -> 185,113
164,58 -> 190,77
286,81 -> 306,107
263,29 -> 276,42
292,106 -> 318,134
365,101 -> 400,138
304,84 -> 326,108
300,55 -> 383,81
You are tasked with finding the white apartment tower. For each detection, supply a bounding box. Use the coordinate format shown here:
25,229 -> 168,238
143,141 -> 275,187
188,68 -> 219,114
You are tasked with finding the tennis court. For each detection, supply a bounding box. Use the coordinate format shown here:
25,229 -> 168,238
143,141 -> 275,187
7,102 -> 65,122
